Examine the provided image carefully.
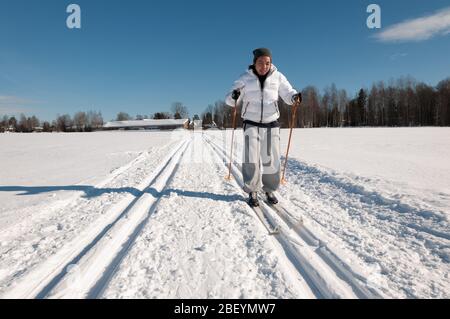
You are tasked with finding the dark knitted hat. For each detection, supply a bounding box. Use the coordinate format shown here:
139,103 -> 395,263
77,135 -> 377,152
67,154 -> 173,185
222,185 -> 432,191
253,48 -> 272,64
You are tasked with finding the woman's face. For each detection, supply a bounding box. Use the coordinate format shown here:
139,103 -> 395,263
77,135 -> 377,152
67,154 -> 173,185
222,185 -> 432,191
255,56 -> 271,76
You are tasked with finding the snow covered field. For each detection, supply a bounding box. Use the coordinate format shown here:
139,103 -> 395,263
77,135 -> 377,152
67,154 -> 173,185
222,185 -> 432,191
0,128 -> 449,298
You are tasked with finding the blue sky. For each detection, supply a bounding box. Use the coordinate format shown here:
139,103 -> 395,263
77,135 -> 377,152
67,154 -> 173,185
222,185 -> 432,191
1,0 -> 449,121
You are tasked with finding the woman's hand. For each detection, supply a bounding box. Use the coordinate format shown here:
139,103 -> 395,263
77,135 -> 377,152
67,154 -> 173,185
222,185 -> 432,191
232,89 -> 241,101
291,92 -> 302,104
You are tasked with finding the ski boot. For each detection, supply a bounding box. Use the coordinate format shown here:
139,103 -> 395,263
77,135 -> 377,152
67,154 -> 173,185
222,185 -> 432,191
265,192 -> 278,205
248,192 -> 260,207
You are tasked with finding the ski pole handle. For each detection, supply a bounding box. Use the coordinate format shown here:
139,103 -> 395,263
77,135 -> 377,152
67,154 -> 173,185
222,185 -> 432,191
232,89 -> 241,101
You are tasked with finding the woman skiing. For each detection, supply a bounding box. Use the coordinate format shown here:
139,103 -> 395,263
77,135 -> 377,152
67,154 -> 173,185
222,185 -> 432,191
225,48 -> 302,207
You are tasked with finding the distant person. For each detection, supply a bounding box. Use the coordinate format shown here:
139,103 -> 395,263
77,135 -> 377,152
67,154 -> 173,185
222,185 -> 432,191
226,48 -> 302,207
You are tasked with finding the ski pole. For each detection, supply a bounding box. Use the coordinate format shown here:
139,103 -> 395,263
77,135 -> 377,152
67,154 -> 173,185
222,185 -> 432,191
225,97 -> 238,181
281,96 -> 301,184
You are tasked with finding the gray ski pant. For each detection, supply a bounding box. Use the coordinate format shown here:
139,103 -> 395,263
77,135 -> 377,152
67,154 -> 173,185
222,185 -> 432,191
242,122 -> 281,194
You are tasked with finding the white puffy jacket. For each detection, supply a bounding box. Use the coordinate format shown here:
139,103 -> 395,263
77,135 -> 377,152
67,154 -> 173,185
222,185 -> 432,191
225,65 -> 298,123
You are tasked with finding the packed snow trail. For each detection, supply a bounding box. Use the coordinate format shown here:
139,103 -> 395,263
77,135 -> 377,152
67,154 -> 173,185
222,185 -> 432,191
101,132 -> 316,299
203,134 -> 380,299
45,138 -> 191,298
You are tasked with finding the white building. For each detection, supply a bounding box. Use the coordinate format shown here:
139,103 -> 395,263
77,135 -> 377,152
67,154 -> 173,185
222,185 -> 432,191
103,119 -> 189,130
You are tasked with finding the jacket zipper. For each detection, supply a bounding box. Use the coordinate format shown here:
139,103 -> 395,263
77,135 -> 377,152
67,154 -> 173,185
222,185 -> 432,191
253,69 -> 275,123
260,88 -> 264,123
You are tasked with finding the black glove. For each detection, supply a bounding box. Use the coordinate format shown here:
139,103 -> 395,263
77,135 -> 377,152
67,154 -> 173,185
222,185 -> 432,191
232,89 -> 241,101
292,92 -> 302,104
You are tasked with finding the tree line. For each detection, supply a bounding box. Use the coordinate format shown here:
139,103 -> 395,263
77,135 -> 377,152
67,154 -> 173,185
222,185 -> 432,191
0,102 -> 193,133
2,77 -> 449,132
201,76 -> 450,128
0,111 -> 104,133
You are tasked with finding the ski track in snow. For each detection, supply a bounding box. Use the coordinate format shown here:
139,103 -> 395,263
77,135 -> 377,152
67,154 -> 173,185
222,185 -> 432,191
282,162 -> 450,298
203,134 -> 379,299
101,132 -> 314,299
0,139 -> 182,296
206,132 -> 449,299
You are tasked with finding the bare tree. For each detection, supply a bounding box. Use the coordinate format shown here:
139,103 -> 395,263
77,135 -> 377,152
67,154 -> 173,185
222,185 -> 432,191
171,102 -> 189,119
299,86 -> 320,128
329,84 -> 339,127
74,111 -> 87,131
416,83 -> 436,126
87,111 -> 103,130
201,104 -> 214,126
0,115 -> 8,132
321,88 -> 330,127
56,114 -> 73,132
42,121 -> 51,132
357,89 -> 367,126
30,115 -> 40,131
437,78 -> 450,126
18,114 -> 33,132
338,89 -> 348,127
